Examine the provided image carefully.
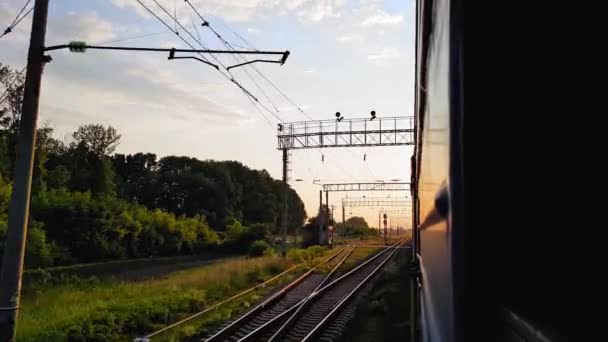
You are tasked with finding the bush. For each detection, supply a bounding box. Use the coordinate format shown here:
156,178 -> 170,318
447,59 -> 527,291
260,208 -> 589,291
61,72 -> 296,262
222,220 -> 273,254
286,245 -> 327,265
307,245 -> 325,258
248,240 -> 273,257
287,248 -> 305,263
27,189 -> 218,265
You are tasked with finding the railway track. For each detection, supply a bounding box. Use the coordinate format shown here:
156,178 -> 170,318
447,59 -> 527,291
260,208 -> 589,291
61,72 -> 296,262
203,241 -> 403,342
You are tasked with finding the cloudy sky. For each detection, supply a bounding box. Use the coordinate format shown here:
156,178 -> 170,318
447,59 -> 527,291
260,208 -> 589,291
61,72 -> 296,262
0,0 -> 414,228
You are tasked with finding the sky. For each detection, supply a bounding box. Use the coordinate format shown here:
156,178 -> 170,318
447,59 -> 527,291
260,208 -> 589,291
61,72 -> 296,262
0,0 -> 414,229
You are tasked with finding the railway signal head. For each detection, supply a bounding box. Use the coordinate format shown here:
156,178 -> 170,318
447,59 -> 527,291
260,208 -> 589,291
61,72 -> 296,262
336,112 -> 343,122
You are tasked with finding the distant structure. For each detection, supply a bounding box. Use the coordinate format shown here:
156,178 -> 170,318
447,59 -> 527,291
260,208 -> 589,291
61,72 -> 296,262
301,204 -> 333,248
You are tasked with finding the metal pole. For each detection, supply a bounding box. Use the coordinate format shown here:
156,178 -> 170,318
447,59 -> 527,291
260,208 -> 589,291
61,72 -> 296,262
281,148 -> 288,258
324,190 -> 329,245
0,0 -> 50,339
341,205 -> 345,241
383,214 -> 388,246
318,190 -> 323,245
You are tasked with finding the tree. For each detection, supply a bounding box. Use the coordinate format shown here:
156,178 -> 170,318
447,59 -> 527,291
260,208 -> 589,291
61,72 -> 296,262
0,63 -> 25,180
345,216 -> 369,230
337,216 -> 374,237
66,124 -> 121,196
112,153 -> 158,204
0,63 -> 24,131
72,124 -> 121,158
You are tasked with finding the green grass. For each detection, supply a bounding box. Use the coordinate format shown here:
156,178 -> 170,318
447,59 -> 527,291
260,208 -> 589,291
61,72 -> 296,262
17,256 -> 291,341
341,247 -> 381,271
151,272 -> 302,342
339,248 -> 411,342
22,252 -> 232,289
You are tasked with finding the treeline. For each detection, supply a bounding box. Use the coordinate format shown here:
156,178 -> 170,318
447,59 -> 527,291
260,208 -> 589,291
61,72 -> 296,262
0,62 -> 306,268
336,216 -> 377,237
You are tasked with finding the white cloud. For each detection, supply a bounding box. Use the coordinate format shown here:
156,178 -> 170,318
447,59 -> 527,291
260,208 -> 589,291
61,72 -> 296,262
111,0 -> 348,23
247,27 -> 261,34
337,33 -> 364,43
47,12 -> 117,44
109,0 -> 152,18
361,11 -> 403,27
296,1 -> 344,22
367,47 -> 401,65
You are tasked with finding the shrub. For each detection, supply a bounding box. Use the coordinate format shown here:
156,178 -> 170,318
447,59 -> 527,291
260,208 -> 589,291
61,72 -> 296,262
248,240 -> 273,257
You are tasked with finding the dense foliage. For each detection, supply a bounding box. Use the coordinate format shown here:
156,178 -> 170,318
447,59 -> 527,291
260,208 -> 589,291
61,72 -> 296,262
336,216 -> 378,237
0,62 -> 306,268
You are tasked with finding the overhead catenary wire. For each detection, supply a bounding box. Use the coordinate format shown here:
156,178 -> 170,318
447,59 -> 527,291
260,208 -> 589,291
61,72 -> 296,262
246,95 -> 276,131
184,0 -> 280,113
10,0 -> 32,27
214,17 -> 259,51
1,0 -> 33,39
193,6 -> 309,120
183,0 -> 367,187
146,0 -> 282,122
228,43 -> 257,51
94,31 -> 165,45
138,1 -> 367,187
150,0 -> 239,71
133,0 -> 282,123
186,2 -> 312,121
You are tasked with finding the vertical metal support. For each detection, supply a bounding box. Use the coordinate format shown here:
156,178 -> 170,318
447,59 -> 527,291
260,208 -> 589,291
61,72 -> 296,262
364,120 -> 367,145
319,121 -> 323,146
318,190 -> 323,244
325,191 -> 329,245
349,120 -> 352,145
379,119 -> 382,144
334,120 -> 338,146
0,0 -> 50,339
383,213 -> 388,246
281,148 -> 288,258
395,117 -> 397,143
342,205 -> 345,240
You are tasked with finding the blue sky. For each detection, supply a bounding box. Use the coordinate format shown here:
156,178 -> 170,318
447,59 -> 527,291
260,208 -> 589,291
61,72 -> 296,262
0,0 -> 414,227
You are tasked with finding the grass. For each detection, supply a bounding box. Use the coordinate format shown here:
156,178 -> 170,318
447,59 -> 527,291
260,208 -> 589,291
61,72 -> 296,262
16,246 -> 340,341
341,246 -> 381,271
339,247 -> 412,342
151,272 -> 302,342
22,252 -> 232,288
17,256 -> 291,342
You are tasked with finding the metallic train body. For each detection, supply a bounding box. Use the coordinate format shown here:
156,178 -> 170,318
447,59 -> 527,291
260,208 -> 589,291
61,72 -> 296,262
412,0 -> 462,340
411,0 -> 571,340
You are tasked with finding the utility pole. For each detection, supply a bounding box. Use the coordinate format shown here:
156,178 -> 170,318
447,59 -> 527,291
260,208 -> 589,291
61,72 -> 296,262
325,191 -> 329,212
0,0 -> 50,339
383,213 -> 388,246
341,204 -> 345,241
281,148 -> 288,258
318,190 -> 323,245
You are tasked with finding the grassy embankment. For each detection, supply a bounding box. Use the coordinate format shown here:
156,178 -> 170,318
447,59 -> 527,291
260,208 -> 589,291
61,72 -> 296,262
16,247 -> 335,341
